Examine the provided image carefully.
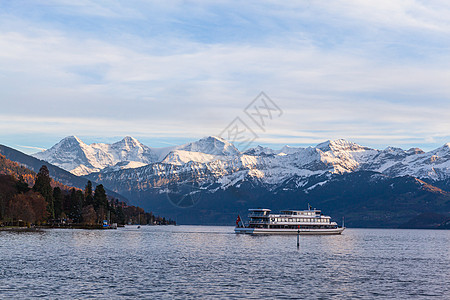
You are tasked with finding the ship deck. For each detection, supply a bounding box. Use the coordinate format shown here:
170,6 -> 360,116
234,227 -> 345,235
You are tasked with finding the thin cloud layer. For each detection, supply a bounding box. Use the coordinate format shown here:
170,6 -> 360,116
1,1 -> 450,152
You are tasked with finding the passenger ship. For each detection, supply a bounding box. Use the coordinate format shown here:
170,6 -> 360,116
234,207 -> 345,235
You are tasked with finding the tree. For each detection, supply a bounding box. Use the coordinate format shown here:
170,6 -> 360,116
8,194 -> 34,225
0,175 -> 17,222
16,175 -> 30,194
94,184 -> 108,222
8,191 -> 47,225
33,165 -> 54,219
84,181 -> 94,207
27,191 -> 48,224
81,205 -> 96,225
66,188 -> 83,223
53,187 -> 63,218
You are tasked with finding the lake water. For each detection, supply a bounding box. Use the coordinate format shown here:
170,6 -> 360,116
0,226 -> 449,299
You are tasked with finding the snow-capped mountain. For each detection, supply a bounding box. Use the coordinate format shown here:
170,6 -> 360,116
33,136 -> 160,175
33,135 -> 240,175
160,136 -> 239,166
36,136 -> 450,185
84,138 -> 450,196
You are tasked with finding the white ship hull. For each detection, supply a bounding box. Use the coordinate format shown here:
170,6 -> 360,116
234,227 -> 345,235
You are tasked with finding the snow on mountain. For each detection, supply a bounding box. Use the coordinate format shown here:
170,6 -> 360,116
35,136 -> 450,191
33,136 -> 159,176
33,136 -> 98,175
86,138 -> 450,198
160,136 -> 239,165
176,136 -> 239,156
244,145 -> 303,156
161,150 -> 223,165
371,143 -> 450,180
243,145 -> 279,156
101,161 -> 149,173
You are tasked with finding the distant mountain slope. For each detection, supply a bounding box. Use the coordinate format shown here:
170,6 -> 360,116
104,171 -> 450,227
0,153 -> 73,191
0,153 -> 36,186
0,144 -> 128,202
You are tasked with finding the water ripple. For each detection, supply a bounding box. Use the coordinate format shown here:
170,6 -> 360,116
0,227 -> 449,299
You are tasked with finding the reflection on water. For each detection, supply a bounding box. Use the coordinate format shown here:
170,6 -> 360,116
0,227 -> 449,299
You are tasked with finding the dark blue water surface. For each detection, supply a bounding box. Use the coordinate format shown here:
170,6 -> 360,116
0,226 -> 449,299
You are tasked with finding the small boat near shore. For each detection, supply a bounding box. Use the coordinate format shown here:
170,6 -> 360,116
235,206 -> 345,235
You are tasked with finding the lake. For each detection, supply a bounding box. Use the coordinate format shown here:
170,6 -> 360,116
1,226 -> 449,299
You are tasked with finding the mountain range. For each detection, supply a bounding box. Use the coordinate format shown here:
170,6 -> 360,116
33,135 -> 450,183
27,135 -> 450,227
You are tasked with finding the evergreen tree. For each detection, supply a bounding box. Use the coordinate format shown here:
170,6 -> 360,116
53,187 -> 63,218
33,165 -> 54,219
16,175 -> 30,193
84,181 -> 94,207
116,205 -> 126,225
67,188 -> 83,223
93,184 -> 107,209
93,184 -> 108,222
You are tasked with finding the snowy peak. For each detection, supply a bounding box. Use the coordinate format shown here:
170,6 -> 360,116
62,135 -> 83,144
51,135 -> 86,151
33,136 -> 93,175
243,145 -> 277,156
33,136 -> 158,176
279,145 -> 303,155
113,136 -> 142,149
316,139 -> 368,152
433,143 -> 450,156
244,145 -> 303,156
160,136 -> 240,165
406,147 -> 424,154
32,136 -> 450,183
177,136 -> 240,156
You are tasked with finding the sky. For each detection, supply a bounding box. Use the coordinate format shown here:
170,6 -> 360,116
1,0 -> 450,154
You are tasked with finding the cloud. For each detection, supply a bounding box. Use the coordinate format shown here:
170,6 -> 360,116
1,1 -> 450,151
15,145 -> 47,152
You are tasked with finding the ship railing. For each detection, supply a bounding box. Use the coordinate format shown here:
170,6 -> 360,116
248,213 -> 269,218
249,219 -> 270,224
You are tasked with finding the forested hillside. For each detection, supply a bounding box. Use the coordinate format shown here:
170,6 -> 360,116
0,154 -> 175,227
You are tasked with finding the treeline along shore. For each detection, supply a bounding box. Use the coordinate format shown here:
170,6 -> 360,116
0,154 -> 175,228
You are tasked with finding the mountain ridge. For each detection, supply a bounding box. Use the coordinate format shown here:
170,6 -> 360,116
32,135 -> 450,181
6,136 -> 450,226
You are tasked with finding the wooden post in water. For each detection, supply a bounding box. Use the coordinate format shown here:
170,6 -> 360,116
297,225 -> 300,248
